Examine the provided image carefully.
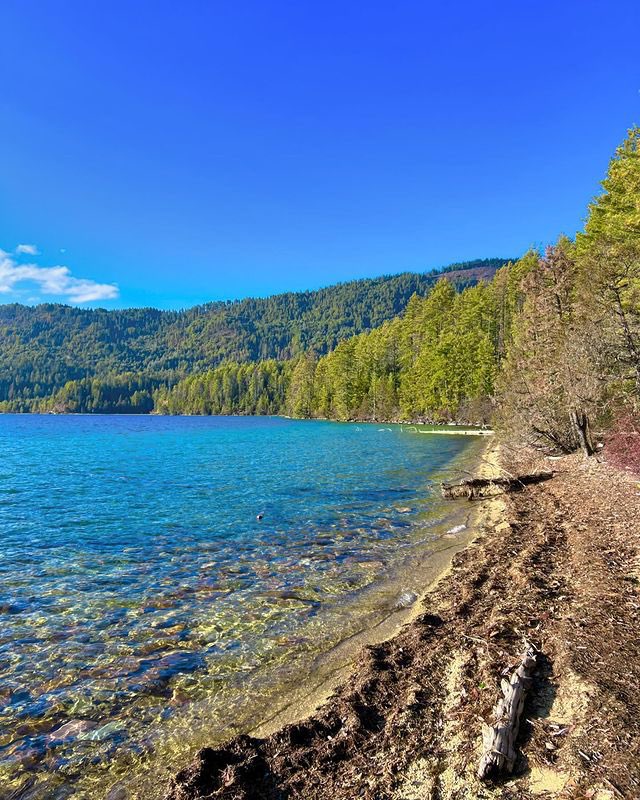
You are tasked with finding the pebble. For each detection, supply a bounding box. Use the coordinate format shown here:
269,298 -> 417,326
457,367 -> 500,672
393,590 -> 418,610
106,784 -> 128,800
80,721 -> 126,742
47,719 -> 98,742
446,523 -> 467,535
0,602 -> 28,614
134,650 -> 207,693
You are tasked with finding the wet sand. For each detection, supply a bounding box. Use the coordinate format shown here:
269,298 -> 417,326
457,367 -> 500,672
248,522 -> 485,740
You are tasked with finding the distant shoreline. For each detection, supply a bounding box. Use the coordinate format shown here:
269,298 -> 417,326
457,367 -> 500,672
2,409 -> 493,435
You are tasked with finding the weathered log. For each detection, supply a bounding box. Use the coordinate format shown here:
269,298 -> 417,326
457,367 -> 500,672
478,643 -> 537,780
441,471 -> 553,500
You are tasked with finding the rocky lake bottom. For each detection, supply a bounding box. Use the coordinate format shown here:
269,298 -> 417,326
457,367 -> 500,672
0,414 -> 483,799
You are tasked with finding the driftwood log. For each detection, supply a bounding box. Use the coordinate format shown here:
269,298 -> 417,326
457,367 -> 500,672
441,471 -> 553,500
478,643 -> 537,780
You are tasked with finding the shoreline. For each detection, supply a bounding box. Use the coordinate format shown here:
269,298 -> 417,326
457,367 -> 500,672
45,420 -> 488,800
247,440 -> 503,741
3,415 -> 487,800
166,446 -> 640,800
161,440 -> 507,799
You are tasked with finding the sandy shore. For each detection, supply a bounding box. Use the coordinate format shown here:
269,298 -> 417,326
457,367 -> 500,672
165,444 -> 640,800
243,442 -> 501,742
416,429 -> 494,437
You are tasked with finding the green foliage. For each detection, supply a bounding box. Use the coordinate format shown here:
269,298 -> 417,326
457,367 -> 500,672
153,361 -> 291,416
307,277 -> 503,423
580,127 -> 640,253
150,267 -> 515,424
286,354 -> 317,418
496,125 -> 640,452
576,127 -> 640,394
0,259 -> 507,406
0,373 -> 162,414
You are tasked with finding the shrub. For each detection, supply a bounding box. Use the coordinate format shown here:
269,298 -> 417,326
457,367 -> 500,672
606,413 -> 640,475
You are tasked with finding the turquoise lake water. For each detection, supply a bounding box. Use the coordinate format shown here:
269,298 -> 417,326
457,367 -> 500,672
0,415 -> 481,798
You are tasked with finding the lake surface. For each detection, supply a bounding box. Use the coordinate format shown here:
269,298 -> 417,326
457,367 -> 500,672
0,415 -> 482,798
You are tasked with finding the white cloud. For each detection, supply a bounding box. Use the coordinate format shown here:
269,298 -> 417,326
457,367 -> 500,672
15,243 -> 39,255
0,246 -> 119,304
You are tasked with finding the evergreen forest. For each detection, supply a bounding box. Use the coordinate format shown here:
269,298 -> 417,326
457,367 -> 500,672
2,127 -> 639,455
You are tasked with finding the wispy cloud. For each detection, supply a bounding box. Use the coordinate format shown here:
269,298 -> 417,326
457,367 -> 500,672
15,243 -> 40,256
0,246 -> 119,304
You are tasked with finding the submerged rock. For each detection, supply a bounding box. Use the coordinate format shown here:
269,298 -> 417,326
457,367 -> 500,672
446,523 -> 467,535
133,650 -> 207,694
0,601 -> 28,614
47,719 -> 98,742
258,589 -> 318,603
392,590 -> 418,610
80,720 -> 126,742
106,785 -> 128,800
105,785 -> 129,800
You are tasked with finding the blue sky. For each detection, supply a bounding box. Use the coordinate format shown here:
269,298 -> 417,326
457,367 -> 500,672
1,1 -> 639,309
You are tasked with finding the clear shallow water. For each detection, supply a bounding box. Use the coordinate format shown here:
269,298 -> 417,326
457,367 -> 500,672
0,415 -> 481,798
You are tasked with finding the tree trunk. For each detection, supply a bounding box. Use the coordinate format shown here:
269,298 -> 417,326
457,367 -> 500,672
441,471 -> 553,500
570,409 -> 594,456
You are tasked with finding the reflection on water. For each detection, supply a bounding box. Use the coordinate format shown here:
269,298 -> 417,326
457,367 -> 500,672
0,415 -> 481,798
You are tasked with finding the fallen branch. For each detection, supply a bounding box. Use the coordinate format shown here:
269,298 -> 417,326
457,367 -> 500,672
441,471 -> 553,500
477,642 -> 537,780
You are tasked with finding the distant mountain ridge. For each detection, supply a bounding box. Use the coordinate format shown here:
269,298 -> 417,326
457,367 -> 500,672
0,258 -> 511,405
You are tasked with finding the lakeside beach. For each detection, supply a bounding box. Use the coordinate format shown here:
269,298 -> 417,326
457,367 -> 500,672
167,445 -> 640,800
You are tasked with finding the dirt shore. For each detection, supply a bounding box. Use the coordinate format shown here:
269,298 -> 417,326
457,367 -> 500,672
165,447 -> 640,800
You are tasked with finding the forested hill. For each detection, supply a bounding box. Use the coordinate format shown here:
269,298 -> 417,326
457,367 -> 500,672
3,127 -> 638,456
0,258 -> 507,406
